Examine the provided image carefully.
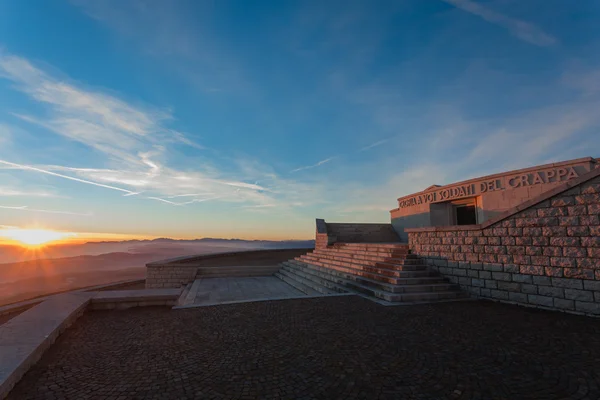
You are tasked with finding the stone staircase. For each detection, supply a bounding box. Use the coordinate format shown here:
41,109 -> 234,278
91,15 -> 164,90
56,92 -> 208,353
275,243 -> 466,304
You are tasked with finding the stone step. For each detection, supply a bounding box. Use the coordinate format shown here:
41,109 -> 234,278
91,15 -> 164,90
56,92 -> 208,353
274,271 -> 322,296
295,257 -> 444,284
331,242 -> 408,250
298,255 -> 428,283
309,251 -> 423,266
309,252 -> 429,272
299,254 -> 428,273
287,260 -> 456,294
282,263 -> 390,301
196,266 -> 280,278
325,247 -> 414,258
298,258 -> 436,279
283,262 -> 463,303
322,251 -> 417,262
277,267 -> 347,295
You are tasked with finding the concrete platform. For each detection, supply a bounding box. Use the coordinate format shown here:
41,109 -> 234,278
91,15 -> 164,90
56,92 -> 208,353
177,276 -> 314,308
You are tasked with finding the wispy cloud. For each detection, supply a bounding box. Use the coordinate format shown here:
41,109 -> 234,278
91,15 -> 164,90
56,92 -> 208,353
0,159 -> 136,195
0,52 -> 202,166
167,193 -> 215,198
360,139 -> 389,152
0,205 -> 92,216
240,204 -> 277,209
291,157 -> 335,173
441,0 -> 557,47
0,186 -> 62,198
0,53 -> 297,209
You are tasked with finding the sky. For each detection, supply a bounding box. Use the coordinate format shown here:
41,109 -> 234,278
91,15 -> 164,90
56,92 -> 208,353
0,0 -> 599,241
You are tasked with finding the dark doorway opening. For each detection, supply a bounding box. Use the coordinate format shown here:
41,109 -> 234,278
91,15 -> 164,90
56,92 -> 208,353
455,205 -> 477,225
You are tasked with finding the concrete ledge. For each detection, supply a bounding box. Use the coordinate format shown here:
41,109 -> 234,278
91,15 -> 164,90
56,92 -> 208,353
0,287 -> 181,399
0,293 -> 92,399
89,289 -> 181,310
0,279 -> 145,317
91,289 -> 181,303
0,301 -> 41,319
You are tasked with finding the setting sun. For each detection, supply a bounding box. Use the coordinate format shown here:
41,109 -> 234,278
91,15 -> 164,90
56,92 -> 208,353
0,228 -> 77,246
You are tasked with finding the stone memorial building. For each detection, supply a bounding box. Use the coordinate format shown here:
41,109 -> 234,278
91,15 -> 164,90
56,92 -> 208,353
391,157 -> 597,241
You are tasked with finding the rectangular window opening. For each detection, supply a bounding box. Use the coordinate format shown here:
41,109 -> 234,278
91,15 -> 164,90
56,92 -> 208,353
453,199 -> 478,225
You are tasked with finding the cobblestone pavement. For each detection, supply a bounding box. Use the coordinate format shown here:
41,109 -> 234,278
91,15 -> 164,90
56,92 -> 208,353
8,296 -> 600,400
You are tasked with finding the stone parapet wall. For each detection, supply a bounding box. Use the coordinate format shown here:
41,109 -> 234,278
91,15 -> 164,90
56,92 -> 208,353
406,173 -> 600,316
326,222 -> 400,243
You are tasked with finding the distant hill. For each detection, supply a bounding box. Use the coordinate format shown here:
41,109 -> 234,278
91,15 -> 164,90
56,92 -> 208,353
0,238 -> 315,264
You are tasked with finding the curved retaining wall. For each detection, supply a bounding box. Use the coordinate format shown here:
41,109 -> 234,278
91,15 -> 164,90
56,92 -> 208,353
406,168 -> 600,316
145,248 -> 313,289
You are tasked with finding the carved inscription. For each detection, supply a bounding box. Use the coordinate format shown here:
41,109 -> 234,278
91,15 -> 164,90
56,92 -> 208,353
398,167 -> 580,208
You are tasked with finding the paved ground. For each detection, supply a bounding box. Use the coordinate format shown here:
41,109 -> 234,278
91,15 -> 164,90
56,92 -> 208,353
7,296 -> 600,400
186,276 -> 306,306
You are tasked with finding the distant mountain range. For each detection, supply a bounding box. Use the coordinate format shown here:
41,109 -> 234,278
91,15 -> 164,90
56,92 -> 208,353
84,237 -> 314,245
0,238 -> 315,264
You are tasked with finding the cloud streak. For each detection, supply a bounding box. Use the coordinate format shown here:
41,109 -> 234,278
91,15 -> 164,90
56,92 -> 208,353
0,205 -> 92,216
0,187 -> 62,198
0,52 -> 202,167
360,139 -> 389,152
441,0 -> 557,47
291,157 -> 335,173
0,53 -> 293,209
0,159 -> 136,195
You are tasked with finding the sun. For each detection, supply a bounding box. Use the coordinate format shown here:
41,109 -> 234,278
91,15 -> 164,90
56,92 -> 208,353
1,228 -> 76,246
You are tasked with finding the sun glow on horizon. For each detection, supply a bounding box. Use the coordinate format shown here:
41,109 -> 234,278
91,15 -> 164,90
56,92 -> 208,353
0,228 -> 77,246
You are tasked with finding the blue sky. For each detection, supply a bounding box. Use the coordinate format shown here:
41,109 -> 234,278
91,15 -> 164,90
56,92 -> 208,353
0,0 -> 599,240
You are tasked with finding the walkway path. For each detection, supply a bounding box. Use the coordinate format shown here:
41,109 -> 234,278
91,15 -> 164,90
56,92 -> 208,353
182,276 -> 306,307
7,296 -> 600,400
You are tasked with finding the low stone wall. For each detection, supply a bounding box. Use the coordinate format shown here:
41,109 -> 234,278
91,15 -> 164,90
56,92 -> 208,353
146,266 -> 197,289
314,219 -> 400,247
146,248 -> 313,288
406,170 -> 600,316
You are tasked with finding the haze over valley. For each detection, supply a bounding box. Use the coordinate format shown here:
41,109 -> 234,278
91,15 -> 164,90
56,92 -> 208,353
0,238 -> 314,305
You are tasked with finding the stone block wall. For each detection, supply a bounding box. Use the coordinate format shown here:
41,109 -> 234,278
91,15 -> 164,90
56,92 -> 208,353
146,266 -> 197,289
407,175 -> 600,316
326,222 -> 400,243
